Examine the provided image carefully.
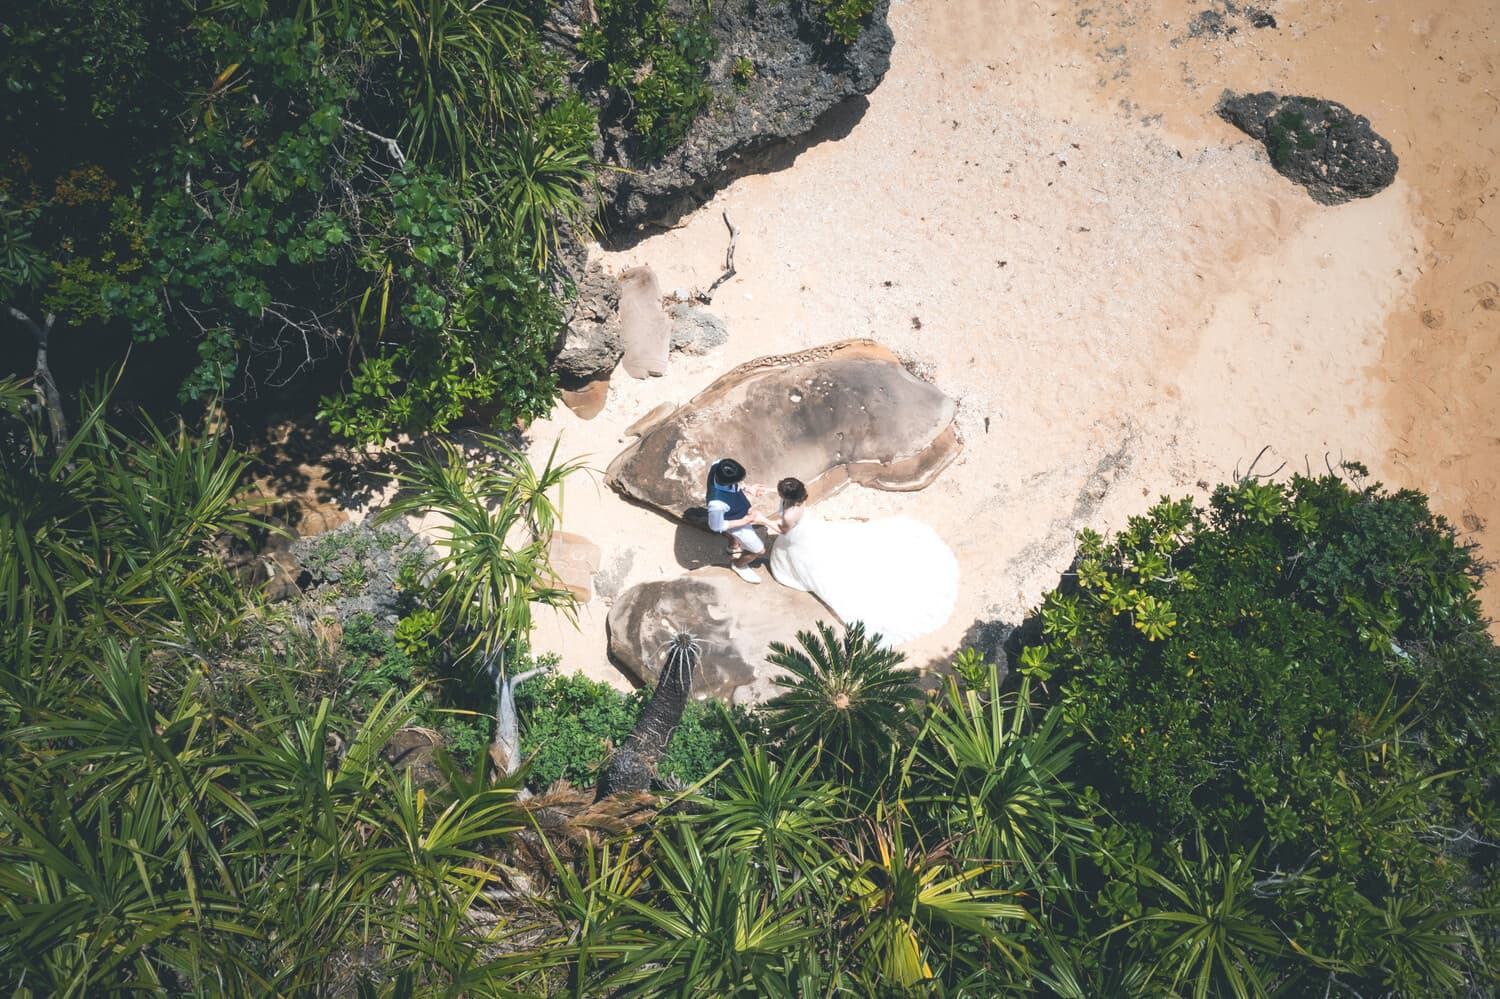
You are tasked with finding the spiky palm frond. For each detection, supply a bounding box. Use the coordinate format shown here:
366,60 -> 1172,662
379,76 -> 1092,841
844,821 -> 1035,990
377,433 -> 587,668
1110,832 -> 1285,999
903,670 -> 1087,883
764,621 -> 919,784
593,827 -> 822,998
694,741 -> 844,895
483,129 -> 597,268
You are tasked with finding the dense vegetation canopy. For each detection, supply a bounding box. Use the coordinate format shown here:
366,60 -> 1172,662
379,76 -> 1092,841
2,376 -> 1496,994
3,0 -> 740,442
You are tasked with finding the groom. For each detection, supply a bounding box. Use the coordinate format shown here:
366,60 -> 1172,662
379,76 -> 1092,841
705,457 -> 768,584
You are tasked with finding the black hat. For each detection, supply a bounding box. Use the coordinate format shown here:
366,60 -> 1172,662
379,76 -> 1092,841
711,458 -> 746,485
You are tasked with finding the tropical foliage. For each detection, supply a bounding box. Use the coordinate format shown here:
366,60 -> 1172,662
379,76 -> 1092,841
577,0 -> 717,157
764,620 -> 921,785
24,0 -> 1498,993
0,0 -> 597,442
0,0 -> 741,440
1023,468 -> 1500,995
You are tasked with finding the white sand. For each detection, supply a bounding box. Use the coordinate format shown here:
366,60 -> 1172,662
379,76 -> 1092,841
524,0 -> 1500,685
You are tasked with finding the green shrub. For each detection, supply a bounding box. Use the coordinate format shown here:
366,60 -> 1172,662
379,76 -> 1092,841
340,611 -> 416,706
1024,469 -> 1499,988
3,2 -> 582,440
951,646 -> 990,689
818,0 -> 875,44
513,671 -> 747,789
514,671 -> 639,787
659,698 -> 746,785
393,608 -> 440,670
579,0 -> 716,156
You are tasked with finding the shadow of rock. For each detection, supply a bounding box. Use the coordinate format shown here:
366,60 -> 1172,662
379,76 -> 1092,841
673,521 -> 732,571
601,96 -> 873,251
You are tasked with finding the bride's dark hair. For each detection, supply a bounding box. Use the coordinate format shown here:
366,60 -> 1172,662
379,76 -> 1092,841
777,477 -> 808,505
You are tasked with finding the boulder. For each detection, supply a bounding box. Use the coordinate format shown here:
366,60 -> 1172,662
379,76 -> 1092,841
624,401 -> 676,438
554,257 -> 623,383
1217,91 -> 1399,205
618,266 -> 672,379
549,531 -> 603,603
381,727 -> 447,789
261,550 -> 304,602
560,377 -> 610,419
669,303 -> 730,355
605,339 -> 961,521
607,569 -> 834,702
545,0 -> 894,229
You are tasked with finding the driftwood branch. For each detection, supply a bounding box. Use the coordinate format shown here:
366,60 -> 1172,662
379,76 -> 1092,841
5,306 -> 67,448
1235,444 -> 1285,483
695,212 -> 738,304
341,119 -> 407,167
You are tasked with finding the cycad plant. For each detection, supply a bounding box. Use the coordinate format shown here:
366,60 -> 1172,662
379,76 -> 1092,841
764,621 -> 920,784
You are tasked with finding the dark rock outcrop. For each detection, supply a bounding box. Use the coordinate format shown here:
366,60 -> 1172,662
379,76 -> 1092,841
548,0 -> 894,230
554,256 -> 623,383
1217,91 -> 1398,205
290,520 -> 430,624
606,339 -> 961,522
545,1 -> 892,383
607,569 -> 832,702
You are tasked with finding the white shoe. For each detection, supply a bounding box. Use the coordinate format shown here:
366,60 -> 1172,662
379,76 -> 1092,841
731,564 -> 762,584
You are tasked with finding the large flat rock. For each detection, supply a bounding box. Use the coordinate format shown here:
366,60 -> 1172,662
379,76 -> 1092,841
605,340 -> 960,521
607,569 -> 833,703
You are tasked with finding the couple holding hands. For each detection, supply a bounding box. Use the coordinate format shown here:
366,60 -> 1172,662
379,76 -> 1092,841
704,457 -> 807,585
703,457 -> 960,650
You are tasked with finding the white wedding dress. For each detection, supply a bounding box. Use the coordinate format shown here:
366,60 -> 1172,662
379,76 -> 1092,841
768,508 -> 959,649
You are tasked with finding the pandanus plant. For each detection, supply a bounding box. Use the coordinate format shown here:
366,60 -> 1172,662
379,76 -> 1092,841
378,433 -> 587,775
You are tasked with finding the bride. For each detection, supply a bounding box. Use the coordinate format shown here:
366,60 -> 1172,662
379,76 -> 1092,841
767,477 -> 959,649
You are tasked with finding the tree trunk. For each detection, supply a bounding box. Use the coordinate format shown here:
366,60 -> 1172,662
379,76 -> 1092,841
597,632 -> 700,799
5,307 -> 66,448
491,653 -> 550,778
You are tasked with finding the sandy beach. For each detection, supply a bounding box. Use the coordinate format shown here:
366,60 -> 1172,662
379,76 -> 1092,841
524,0 -> 1500,685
